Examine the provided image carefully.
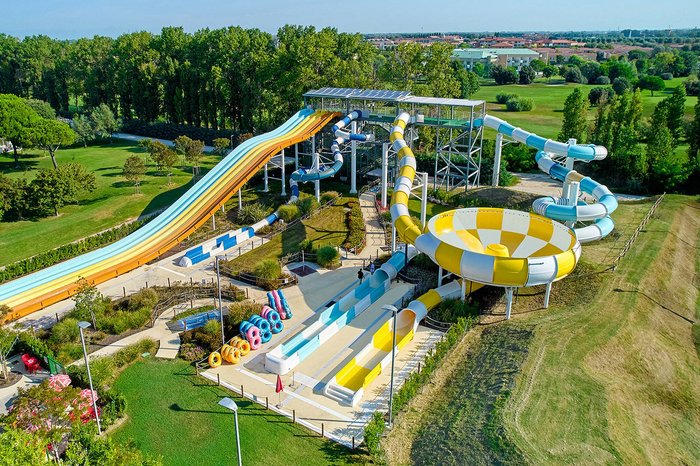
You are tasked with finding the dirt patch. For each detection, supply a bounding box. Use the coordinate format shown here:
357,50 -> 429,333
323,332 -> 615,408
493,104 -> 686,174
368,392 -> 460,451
0,371 -> 22,389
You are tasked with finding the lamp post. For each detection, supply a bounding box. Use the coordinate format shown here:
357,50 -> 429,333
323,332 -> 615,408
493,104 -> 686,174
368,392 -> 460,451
219,397 -> 242,466
78,321 -> 101,434
216,256 -> 225,346
230,134 -> 235,149
381,304 -> 399,428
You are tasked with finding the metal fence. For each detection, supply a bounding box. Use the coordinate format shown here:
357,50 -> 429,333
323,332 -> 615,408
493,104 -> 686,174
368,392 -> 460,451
611,193 -> 665,271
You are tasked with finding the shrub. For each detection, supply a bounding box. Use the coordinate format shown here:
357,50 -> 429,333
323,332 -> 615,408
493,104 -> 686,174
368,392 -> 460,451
254,259 -> 281,280
660,72 -> 674,80
298,239 -> 313,252
496,93 -> 518,104
316,246 -> 340,268
99,308 -> 150,335
100,389 -> 127,427
684,76 -> 700,96
594,75 -> 611,85
364,411 -> 386,460
296,195 -> 319,217
345,202 -> 365,251
127,288 -> 158,312
237,203 -> 268,224
178,343 -> 207,362
518,66 -> 536,85
320,191 -> 340,204
202,319 -> 221,336
50,318 -> 80,344
505,96 -> 534,112
224,301 -> 260,333
276,204 -> 299,223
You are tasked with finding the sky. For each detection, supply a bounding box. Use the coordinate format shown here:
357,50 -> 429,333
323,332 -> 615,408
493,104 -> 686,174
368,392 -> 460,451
3,0 -> 699,39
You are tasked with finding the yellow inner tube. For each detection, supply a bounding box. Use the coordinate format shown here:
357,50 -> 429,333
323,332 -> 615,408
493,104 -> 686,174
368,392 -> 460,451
208,351 -> 222,368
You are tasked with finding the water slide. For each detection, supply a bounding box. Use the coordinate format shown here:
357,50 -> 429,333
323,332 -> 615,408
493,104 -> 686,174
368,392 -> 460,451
481,115 -> 618,243
289,110 -> 373,202
0,109 -> 336,322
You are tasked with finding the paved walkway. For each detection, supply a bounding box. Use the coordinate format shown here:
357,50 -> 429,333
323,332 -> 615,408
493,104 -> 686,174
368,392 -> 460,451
510,172 -> 646,201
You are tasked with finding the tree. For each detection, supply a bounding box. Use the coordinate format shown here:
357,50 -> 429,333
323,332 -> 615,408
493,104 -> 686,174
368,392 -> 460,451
72,279 -> 105,329
0,94 -> 38,167
123,155 -> 146,192
491,64 -> 518,85
542,65 -> 558,82
89,103 -> 119,140
588,87 -> 614,106
612,77 -> 631,95
579,61 -> 602,84
24,98 -> 56,119
665,85 -> 687,142
602,59 -> 637,81
73,114 -> 96,147
29,118 -> 76,169
0,327 -> 17,380
563,66 -> 585,83
518,65 -> 536,85
559,88 -> 590,143
0,428 -> 49,465
174,135 -> 205,176
687,96 -> 700,183
529,59 -> 546,72
646,109 -> 685,191
32,163 -> 96,216
451,61 -> 479,98
213,137 -> 231,155
637,75 -> 665,96
0,175 -> 31,220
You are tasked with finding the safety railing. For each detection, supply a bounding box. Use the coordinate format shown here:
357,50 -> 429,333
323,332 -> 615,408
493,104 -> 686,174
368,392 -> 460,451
611,193 -> 665,271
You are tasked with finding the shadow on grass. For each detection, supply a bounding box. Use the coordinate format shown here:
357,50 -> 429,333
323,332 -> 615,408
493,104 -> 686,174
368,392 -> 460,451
0,158 -> 40,174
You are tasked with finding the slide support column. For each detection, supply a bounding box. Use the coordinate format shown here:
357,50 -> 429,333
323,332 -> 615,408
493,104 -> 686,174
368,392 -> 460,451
438,266 -> 443,287
493,132 -> 503,187
566,138 -> 576,170
391,224 -> 396,253
461,279 -> 467,302
295,144 -> 299,171
312,136 -> 320,201
505,287 -> 514,320
238,189 -> 242,210
263,164 -> 269,192
381,142 -> 389,208
544,282 -> 552,308
280,150 -> 286,196
350,120 -> 357,194
421,172 -> 428,229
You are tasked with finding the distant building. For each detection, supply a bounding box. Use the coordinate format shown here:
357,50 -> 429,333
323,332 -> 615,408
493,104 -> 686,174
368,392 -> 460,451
452,48 -> 541,71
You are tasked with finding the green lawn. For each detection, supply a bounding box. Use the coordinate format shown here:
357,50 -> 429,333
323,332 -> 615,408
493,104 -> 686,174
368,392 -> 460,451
222,197 -> 352,274
0,141 -> 221,265
111,358 -> 365,466
472,79 -> 696,139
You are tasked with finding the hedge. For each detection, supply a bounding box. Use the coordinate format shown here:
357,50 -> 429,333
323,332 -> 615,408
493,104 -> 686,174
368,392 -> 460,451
344,201 -> 365,251
0,218 -> 149,284
121,119 -> 239,146
496,93 -> 518,104
363,315 -> 478,462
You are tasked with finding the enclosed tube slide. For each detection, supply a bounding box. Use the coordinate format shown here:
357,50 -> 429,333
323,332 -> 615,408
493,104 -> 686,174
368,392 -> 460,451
482,115 -> 618,243
0,109 -> 335,322
289,110 -> 373,202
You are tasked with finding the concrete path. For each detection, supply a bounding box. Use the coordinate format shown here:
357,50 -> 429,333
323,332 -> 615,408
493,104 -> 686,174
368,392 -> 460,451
510,172 -> 646,201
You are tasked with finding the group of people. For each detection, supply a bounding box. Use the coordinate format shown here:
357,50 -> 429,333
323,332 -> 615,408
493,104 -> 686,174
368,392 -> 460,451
357,261 -> 375,283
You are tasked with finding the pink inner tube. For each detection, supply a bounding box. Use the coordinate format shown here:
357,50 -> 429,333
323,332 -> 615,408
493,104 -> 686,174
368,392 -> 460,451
279,310 -> 287,320
249,335 -> 262,350
261,305 -> 274,318
245,327 -> 260,341
271,290 -> 283,312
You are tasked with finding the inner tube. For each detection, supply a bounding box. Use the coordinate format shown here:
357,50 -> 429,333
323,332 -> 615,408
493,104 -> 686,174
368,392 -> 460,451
236,339 -> 251,355
260,329 -> 272,344
271,320 -> 284,334
245,326 -> 260,342
208,352 -> 222,368
249,335 -> 262,350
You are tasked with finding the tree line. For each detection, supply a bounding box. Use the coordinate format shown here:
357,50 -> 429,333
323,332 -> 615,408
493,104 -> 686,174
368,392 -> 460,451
0,27 -> 477,135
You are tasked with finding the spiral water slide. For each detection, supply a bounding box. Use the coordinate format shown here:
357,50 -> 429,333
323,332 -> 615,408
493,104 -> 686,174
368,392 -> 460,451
0,109 -> 335,322
289,109 -> 373,202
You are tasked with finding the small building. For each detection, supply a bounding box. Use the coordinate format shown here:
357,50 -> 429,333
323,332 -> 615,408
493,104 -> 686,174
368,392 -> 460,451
452,48 -> 541,71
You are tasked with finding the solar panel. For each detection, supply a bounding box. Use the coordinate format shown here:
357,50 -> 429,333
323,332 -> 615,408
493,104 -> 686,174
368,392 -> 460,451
303,87 -> 411,102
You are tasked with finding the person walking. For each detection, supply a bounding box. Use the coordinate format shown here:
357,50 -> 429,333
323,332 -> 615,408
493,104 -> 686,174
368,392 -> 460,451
358,269 -> 364,283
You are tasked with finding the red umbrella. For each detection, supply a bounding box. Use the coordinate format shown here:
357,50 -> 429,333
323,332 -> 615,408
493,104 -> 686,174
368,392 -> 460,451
275,375 -> 283,394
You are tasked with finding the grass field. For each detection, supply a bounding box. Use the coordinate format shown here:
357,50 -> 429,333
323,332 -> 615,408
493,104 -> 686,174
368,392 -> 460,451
472,78 -> 696,139
111,358 -> 365,466
382,195 -> 700,464
0,141 -> 221,265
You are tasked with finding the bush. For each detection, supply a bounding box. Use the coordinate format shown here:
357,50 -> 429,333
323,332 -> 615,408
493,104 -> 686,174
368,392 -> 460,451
98,308 -> 150,335
345,202 -> 365,251
254,259 -> 281,280
364,411 -> 386,460
276,204 -> 299,223
496,93 -> 518,104
660,72 -> 674,80
178,343 -> 207,362
50,318 -> 80,344
298,239 -> 313,252
316,246 -> 340,268
594,75 -> 611,85
224,301 -> 260,332
100,389 -> 127,427
518,65 -> 536,85
588,86 -> 615,106
296,195 -> 319,216
320,191 -> 340,204
505,96 -> 534,112
612,77 -> 631,94
491,64 -> 519,85
127,288 -> 158,312
237,203 -> 268,224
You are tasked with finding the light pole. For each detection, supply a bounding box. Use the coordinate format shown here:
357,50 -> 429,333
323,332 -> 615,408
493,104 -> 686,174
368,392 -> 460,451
216,256 -> 225,346
230,134 -> 235,149
381,304 -> 399,428
219,397 -> 242,466
78,321 -> 101,434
